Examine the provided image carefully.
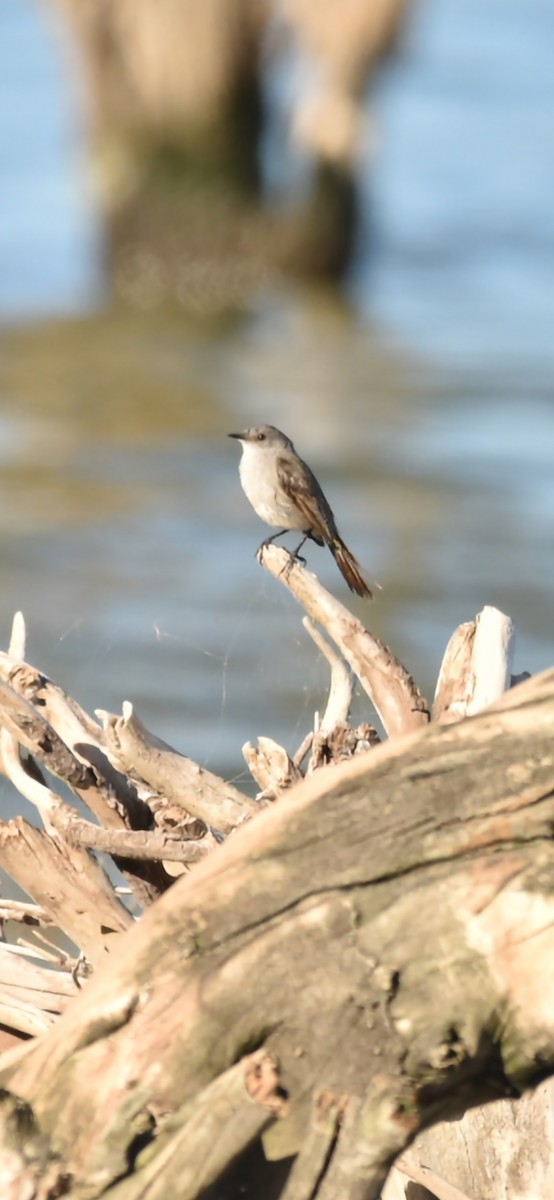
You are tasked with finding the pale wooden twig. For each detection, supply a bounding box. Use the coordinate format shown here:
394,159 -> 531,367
2,943 -> 64,965
0,817 -> 133,961
0,717 -> 60,834
302,617 -> 353,734
279,1089 -> 345,1200
0,624 -> 134,958
259,545 -> 429,737
385,1157 -> 476,1200
0,676 -> 129,827
0,946 -> 78,999
242,737 -> 304,799
113,1051 -> 288,1199
0,998 -> 56,1038
0,657 -> 146,835
292,732 -> 314,769
0,631 -> 169,904
61,815 -> 215,863
0,614 -> 59,832
301,616 -> 379,774
0,943 -> 85,1060
0,900 -> 54,928
8,612 -> 25,660
434,606 -> 516,722
97,702 -> 264,834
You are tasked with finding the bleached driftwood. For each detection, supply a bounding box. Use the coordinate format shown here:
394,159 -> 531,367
0,944 -> 81,1039
259,543 -> 430,737
0,817 -> 133,960
97,701 -> 261,833
2,667 -> 552,1200
242,736 -> 304,799
242,612 -> 379,795
0,656 -> 145,827
0,557 -> 543,1200
302,616 -> 354,734
301,616 -> 379,774
434,605 -> 515,721
0,900 -> 53,929
0,574 -> 526,1039
384,1156 -> 474,1200
60,817 -> 215,864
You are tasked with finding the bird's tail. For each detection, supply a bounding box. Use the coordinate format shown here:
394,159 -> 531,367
330,537 -> 373,599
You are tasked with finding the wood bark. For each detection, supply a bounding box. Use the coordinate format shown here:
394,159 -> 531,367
0,667 -> 553,1196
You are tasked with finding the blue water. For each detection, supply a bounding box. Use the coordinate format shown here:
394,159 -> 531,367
0,0 -> 553,808
358,0 -> 554,370
3,0 -> 554,369
0,0 -> 102,319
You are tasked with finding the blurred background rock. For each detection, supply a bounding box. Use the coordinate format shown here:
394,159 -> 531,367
0,0 -> 553,813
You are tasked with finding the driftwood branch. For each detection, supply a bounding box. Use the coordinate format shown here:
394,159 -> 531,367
61,815 -> 215,864
0,585 -> 545,1199
434,605 -> 516,721
106,1051 -> 288,1200
279,1090 -> 345,1200
0,653 -> 170,904
0,900 -> 53,929
0,931 -> 82,1042
97,702 -> 263,833
0,648 -> 145,829
242,736 -> 304,798
302,616 -> 353,733
0,662 -> 135,961
258,544 -> 430,736
388,1157 -> 474,1200
0,817 -> 133,961
0,667 -> 552,1197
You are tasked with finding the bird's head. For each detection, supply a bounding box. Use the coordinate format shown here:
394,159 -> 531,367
228,425 -> 293,451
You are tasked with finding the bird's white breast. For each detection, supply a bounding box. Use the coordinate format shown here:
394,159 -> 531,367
238,442 -> 304,529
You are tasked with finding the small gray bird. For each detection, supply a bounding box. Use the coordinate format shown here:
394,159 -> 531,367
228,424 -> 372,599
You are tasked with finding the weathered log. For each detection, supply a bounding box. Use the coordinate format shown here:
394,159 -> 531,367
0,667 -> 553,1197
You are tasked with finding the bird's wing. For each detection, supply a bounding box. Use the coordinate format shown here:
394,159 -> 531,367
276,454 -> 338,541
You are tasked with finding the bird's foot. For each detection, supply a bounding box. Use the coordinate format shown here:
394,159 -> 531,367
257,529 -> 288,558
278,549 -> 306,582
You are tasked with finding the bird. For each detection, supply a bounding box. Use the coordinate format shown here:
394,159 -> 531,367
228,424 -> 373,598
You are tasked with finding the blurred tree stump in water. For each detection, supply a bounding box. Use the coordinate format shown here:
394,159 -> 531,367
51,0 -> 409,308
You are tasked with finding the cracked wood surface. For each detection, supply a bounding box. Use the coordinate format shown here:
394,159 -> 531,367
1,668 -> 553,1196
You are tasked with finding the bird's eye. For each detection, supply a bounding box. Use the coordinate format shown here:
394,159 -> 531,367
257,432 -> 266,441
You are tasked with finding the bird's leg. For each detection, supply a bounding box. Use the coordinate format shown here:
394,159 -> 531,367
279,534 -> 309,582
290,534 -> 310,566
257,528 -> 289,555
257,530 -> 310,582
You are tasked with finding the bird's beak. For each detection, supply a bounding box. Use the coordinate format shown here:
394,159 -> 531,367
228,431 -> 245,441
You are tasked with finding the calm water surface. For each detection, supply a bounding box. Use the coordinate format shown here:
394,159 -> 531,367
0,0 -> 553,819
